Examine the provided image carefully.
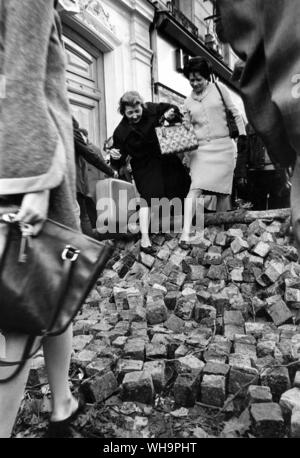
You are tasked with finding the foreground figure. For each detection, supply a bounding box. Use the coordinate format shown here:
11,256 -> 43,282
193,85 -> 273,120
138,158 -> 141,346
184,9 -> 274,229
0,0 -> 81,437
216,0 -> 300,248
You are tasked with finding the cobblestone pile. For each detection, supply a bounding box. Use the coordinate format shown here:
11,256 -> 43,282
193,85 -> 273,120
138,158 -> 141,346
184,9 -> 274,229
32,213 -> 300,437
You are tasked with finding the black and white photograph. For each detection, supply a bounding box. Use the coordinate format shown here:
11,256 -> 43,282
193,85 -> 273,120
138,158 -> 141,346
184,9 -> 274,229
0,0 -> 299,446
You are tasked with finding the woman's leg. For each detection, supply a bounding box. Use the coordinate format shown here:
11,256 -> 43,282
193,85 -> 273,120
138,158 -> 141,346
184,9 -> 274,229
139,205 -> 151,247
181,188 -> 203,241
0,334 -> 32,437
43,325 -> 77,422
216,195 -> 231,212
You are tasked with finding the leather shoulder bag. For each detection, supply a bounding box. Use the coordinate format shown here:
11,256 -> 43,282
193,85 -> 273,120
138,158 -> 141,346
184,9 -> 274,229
0,208 -> 114,382
215,83 -> 239,139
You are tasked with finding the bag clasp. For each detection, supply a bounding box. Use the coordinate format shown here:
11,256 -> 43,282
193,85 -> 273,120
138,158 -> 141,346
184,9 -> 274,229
62,245 -> 80,262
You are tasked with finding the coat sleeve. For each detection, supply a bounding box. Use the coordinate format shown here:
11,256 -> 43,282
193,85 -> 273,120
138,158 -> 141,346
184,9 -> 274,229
219,83 -> 246,136
182,98 -> 192,124
110,130 -> 128,170
74,126 -> 114,176
153,102 -> 182,122
0,0 -> 68,195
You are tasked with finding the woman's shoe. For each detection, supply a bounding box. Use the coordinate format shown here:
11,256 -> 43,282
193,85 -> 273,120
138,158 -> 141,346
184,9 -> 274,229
45,397 -> 85,438
140,245 -> 156,255
178,240 -> 192,250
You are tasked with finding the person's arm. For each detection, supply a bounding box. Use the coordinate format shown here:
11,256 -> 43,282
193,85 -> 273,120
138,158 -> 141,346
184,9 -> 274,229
15,191 -> 50,235
182,99 -> 192,126
219,83 -> 246,136
146,102 -> 182,123
86,143 -> 116,177
109,132 -> 128,171
74,126 -> 114,176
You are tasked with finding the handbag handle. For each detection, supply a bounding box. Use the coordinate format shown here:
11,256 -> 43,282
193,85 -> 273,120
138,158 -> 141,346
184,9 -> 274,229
159,124 -> 191,139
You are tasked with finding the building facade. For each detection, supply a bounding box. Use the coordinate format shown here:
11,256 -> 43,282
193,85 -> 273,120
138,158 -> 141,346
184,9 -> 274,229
151,0 -> 244,112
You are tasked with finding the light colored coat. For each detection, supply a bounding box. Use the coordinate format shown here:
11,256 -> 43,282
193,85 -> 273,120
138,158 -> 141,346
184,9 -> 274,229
0,0 -> 78,229
184,82 -> 246,143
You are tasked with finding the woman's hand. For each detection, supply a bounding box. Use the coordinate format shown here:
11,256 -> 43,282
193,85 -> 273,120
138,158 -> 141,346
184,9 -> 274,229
182,119 -> 192,130
236,177 -> 248,191
16,190 -> 50,235
110,148 -> 122,160
164,108 -> 176,122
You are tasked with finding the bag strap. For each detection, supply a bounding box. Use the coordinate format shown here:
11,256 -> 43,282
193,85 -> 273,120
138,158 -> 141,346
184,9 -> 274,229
0,336 -> 36,384
215,83 -> 228,111
0,256 -> 74,383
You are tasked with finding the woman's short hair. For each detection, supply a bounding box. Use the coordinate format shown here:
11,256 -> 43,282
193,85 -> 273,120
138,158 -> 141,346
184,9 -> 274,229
118,91 -> 144,116
183,57 -> 212,81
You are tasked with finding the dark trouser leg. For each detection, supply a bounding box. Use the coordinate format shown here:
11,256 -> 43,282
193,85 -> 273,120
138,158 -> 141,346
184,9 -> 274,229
247,171 -> 267,211
77,193 -> 94,237
85,195 -> 97,228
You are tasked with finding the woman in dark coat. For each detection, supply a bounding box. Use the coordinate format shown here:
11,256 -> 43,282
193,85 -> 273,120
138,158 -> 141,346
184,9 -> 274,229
110,91 -> 190,253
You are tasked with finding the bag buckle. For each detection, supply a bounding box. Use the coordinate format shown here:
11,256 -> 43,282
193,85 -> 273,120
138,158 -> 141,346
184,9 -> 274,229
62,245 -> 80,262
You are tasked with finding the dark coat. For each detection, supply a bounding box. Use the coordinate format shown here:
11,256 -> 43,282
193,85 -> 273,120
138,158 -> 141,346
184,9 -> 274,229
216,0 -> 297,168
73,122 -> 114,196
111,102 -> 190,205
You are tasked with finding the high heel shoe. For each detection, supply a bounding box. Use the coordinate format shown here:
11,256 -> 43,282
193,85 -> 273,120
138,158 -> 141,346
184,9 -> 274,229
140,245 -> 156,255
45,396 -> 85,438
178,240 -> 192,250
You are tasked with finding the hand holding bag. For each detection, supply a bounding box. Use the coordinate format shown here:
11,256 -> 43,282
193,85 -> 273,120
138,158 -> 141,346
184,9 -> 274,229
0,208 -> 114,382
215,83 -> 239,139
155,122 -> 199,155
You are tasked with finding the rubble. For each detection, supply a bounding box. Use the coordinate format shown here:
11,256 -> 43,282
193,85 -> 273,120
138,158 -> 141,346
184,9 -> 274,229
22,209 -> 300,438
250,402 -> 285,437
174,373 -> 200,407
121,371 -> 154,404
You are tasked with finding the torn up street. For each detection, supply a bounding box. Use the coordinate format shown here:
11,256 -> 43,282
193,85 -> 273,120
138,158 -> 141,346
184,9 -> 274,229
14,209 -> 300,439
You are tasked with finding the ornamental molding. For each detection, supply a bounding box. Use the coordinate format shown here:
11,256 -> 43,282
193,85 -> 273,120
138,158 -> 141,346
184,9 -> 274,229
79,0 -> 116,34
61,0 -> 122,51
130,42 -> 153,65
111,0 -> 155,23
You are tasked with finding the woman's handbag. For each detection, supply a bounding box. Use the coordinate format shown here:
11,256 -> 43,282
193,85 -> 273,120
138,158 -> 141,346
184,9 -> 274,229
155,123 -> 199,155
215,83 -> 239,139
0,209 -> 114,382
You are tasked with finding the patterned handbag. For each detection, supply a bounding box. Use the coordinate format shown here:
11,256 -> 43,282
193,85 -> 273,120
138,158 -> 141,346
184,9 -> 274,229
155,123 -> 199,155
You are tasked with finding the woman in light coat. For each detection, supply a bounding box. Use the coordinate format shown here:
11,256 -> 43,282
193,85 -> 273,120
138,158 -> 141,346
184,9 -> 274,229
179,57 -> 246,248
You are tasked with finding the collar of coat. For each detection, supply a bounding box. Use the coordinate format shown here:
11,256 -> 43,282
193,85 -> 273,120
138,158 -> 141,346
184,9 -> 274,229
115,105 -> 154,142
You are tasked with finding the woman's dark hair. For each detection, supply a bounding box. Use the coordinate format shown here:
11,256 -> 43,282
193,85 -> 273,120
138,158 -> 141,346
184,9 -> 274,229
183,57 -> 212,81
118,91 -> 144,116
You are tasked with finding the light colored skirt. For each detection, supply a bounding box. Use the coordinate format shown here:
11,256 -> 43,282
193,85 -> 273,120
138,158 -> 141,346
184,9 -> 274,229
189,137 -> 237,194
